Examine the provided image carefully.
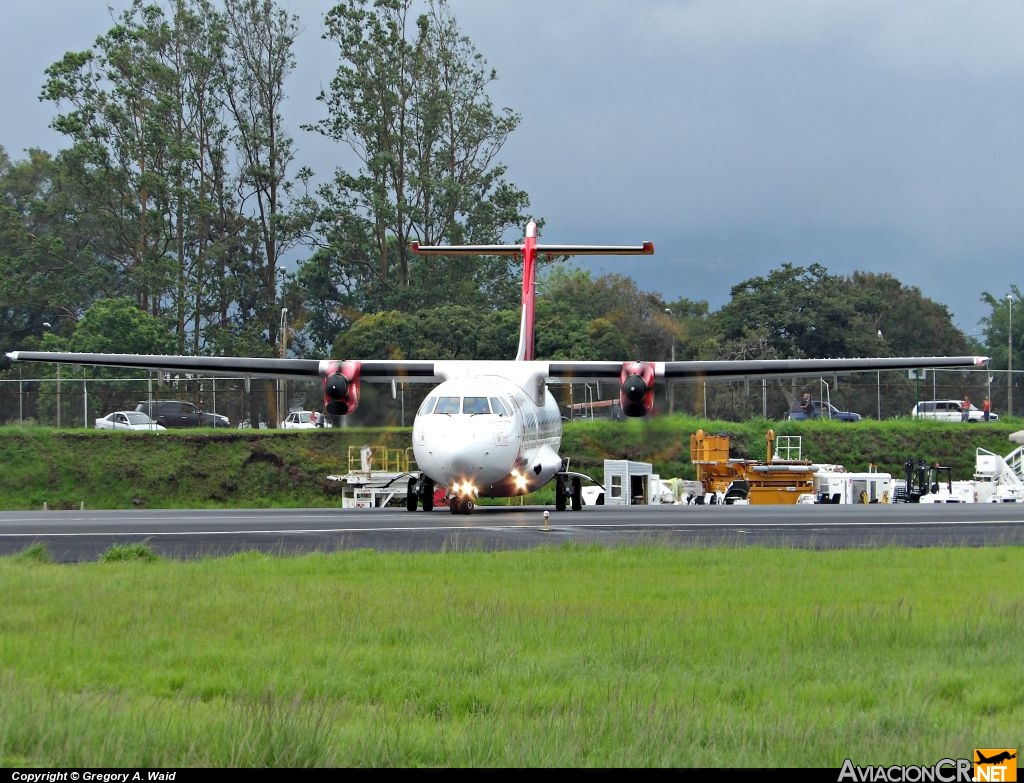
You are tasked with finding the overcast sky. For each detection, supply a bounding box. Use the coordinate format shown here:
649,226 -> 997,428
4,0 -> 1022,335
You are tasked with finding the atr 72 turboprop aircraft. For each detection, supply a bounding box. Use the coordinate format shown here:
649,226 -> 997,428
7,220 -> 988,514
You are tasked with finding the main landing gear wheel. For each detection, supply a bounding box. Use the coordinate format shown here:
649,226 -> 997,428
406,477 -> 418,512
407,476 -> 436,511
449,496 -> 474,514
555,476 -> 583,512
420,478 -> 435,512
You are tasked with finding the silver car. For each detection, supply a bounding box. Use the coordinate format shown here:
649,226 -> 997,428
95,411 -> 166,431
282,410 -> 325,429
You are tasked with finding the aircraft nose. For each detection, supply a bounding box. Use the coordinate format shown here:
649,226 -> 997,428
414,417 -> 515,482
425,431 -> 487,476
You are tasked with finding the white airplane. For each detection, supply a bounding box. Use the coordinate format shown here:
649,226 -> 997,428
7,220 -> 988,514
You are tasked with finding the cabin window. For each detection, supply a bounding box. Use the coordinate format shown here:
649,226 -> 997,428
435,397 -> 461,415
463,397 -> 490,415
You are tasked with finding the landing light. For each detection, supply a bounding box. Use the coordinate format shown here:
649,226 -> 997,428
455,480 -> 478,498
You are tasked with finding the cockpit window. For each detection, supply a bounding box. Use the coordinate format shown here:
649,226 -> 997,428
463,397 -> 490,415
435,397 -> 461,415
489,396 -> 510,416
417,397 -> 437,416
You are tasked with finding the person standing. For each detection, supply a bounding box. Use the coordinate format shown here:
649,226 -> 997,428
983,396 -> 991,422
962,394 -> 971,421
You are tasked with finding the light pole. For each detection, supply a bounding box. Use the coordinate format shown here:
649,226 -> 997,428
43,322 -> 60,428
664,308 -> 675,414
275,266 -> 287,426
876,330 -> 883,419
1008,294 -> 1014,417
278,306 -> 288,424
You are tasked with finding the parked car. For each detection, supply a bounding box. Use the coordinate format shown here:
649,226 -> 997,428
787,399 -> 862,422
135,399 -> 230,428
910,399 -> 999,422
281,410 -> 325,429
95,410 -> 165,431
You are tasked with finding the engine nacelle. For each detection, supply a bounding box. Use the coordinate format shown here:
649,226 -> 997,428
619,360 -> 655,417
323,360 -> 361,416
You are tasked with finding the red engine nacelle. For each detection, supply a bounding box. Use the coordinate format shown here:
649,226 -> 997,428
323,360 -> 361,415
619,360 -> 656,417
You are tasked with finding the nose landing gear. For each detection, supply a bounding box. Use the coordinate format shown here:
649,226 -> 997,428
449,495 -> 474,514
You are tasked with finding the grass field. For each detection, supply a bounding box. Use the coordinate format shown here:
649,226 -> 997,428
1,542 -> 1021,767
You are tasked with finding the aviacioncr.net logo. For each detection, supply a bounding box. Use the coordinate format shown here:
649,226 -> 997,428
974,749 -> 1017,782
838,758 -> 973,782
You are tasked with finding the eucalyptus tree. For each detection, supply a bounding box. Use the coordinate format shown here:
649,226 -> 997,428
305,0 -> 530,339
220,0 -> 315,355
38,0 -> 312,368
42,0 -> 225,347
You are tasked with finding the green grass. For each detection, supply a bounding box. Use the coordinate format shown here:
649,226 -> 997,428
1,544 -> 1021,767
0,417 -> 1019,511
1,423 -> 1020,766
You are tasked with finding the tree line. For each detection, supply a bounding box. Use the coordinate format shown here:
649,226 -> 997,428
0,0 -> 1018,425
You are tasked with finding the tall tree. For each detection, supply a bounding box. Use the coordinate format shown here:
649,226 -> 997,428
220,0 -> 314,354
42,1 -> 186,321
703,264 -> 974,420
39,0 -> 311,367
305,0 -> 530,330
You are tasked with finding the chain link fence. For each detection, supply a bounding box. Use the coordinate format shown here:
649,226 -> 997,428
0,373 -> 323,429
0,367 -> 1010,427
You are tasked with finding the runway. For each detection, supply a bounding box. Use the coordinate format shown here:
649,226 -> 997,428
2,502 -> 1024,562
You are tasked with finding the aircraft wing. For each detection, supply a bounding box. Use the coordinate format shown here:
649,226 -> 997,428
657,355 -> 989,383
5,349 -> 989,421
543,355 -> 987,384
6,351 -> 987,385
3,351 -> 441,384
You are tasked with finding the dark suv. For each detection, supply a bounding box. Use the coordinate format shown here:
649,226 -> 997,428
135,400 -> 230,428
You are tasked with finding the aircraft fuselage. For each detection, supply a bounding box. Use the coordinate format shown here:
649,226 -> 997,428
412,374 -> 563,499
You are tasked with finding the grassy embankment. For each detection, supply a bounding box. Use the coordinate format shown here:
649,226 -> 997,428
0,416 -> 1019,510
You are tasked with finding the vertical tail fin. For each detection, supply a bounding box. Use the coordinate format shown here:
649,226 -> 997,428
516,220 -> 539,361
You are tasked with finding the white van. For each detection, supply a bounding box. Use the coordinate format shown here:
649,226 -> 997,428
910,400 -> 998,423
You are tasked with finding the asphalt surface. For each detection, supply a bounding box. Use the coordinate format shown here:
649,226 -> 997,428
2,502 -> 1024,562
